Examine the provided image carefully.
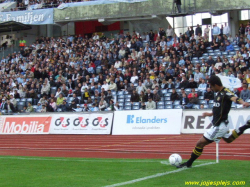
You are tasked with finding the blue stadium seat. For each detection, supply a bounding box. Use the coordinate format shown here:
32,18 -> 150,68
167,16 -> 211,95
203,104 -> 209,109
164,96 -> 170,101
125,98 -> 131,102
165,105 -> 173,109
198,96 -> 204,100
132,106 -> 140,110
124,106 -> 131,110
17,101 -> 25,111
111,91 -> 117,96
157,105 -> 164,109
118,98 -> 125,103
118,95 -> 125,99
77,96 -> 82,104
165,101 -> 173,105
192,60 -> 200,64
176,89 -> 181,93
26,98 -> 33,105
117,91 -> 124,95
192,104 -> 200,109
157,101 -> 164,105
124,91 -> 129,95
215,52 -> 222,56
125,102 -> 132,107
164,93 -> 171,97
57,108 -> 62,112
161,89 -> 168,95
173,100 -> 180,105
209,100 -> 214,104
174,105 -> 182,109
125,95 -> 131,99
133,102 -> 140,106
50,87 -> 57,95
118,103 -> 124,107
185,88 -> 191,93
199,100 -> 207,105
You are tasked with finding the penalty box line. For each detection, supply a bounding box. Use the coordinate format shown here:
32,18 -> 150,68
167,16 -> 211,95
103,162 -> 216,187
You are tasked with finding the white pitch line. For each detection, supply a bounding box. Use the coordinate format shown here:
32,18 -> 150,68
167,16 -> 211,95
0,157 -> 163,163
103,162 -> 216,187
0,157 -> 209,164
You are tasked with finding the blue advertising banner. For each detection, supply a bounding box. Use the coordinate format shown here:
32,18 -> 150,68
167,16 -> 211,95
0,9 -> 54,25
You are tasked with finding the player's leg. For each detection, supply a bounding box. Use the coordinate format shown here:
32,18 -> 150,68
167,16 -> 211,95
177,124 -> 228,168
223,120 -> 250,143
177,136 -> 212,168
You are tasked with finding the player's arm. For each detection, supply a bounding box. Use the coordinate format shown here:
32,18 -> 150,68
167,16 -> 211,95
202,112 -> 213,117
231,96 -> 250,107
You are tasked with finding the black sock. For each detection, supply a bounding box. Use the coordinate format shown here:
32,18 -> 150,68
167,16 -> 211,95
187,146 -> 203,166
234,122 -> 250,136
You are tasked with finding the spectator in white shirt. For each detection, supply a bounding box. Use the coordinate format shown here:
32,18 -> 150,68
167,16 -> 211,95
101,80 -> 109,91
92,33 -> 99,40
109,80 -> 117,91
223,23 -> 230,36
81,82 -> 88,93
166,25 -> 174,40
114,59 -> 122,69
130,72 -> 138,84
197,79 -> 207,96
194,69 -> 203,83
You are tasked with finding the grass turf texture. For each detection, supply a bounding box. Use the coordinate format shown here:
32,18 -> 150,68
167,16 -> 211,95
0,156 -> 248,187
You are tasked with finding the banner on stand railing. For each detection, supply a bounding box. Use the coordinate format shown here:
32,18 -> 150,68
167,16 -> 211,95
49,113 -> 113,134
112,109 -> 182,135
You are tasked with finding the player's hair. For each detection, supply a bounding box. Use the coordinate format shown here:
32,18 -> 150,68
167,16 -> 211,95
208,75 -> 222,87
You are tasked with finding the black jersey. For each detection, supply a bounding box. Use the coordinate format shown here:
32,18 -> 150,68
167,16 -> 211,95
212,87 -> 235,126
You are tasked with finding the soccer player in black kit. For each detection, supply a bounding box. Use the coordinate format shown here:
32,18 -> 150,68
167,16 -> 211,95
177,75 -> 250,168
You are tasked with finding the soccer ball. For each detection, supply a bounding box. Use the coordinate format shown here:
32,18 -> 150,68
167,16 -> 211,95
169,154 -> 182,166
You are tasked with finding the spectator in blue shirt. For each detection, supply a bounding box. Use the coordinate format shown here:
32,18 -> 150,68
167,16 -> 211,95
212,23 -> 220,38
94,57 -> 101,67
225,41 -> 234,52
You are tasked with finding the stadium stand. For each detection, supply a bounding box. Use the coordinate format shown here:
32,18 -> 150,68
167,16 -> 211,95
0,10 -> 250,113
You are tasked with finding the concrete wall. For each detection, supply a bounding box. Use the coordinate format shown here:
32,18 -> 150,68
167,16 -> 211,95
53,0 -> 250,23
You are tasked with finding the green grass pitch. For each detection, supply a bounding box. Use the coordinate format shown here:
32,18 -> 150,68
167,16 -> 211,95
0,156 -> 248,187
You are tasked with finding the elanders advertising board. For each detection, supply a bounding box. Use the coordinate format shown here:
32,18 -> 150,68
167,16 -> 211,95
181,109 -> 250,134
112,109 -> 182,135
49,113 -> 113,134
0,116 -> 51,134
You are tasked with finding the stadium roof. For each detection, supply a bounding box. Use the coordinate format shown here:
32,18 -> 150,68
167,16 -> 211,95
0,21 -> 32,33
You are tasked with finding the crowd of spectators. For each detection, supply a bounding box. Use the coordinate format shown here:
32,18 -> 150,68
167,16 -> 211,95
1,20 -> 250,113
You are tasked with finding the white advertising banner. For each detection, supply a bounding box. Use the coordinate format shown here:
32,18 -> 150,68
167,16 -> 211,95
181,109 -> 250,134
112,109 -> 182,135
50,113 -> 113,134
